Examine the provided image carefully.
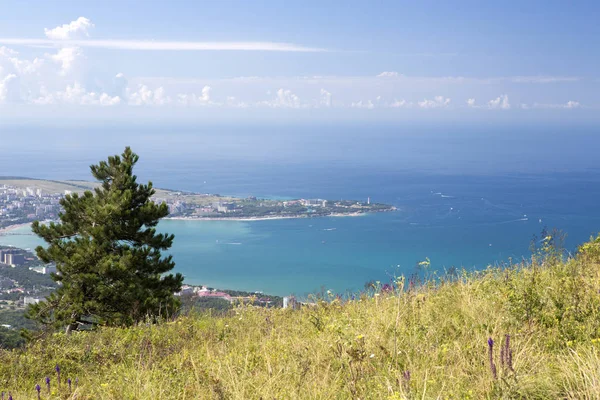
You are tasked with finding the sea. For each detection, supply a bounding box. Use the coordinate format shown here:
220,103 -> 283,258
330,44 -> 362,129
1,122 -> 600,296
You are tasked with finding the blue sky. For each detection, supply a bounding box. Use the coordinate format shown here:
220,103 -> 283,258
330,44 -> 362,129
0,0 -> 598,121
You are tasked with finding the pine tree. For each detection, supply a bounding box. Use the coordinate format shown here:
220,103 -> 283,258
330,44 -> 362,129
26,147 -> 183,334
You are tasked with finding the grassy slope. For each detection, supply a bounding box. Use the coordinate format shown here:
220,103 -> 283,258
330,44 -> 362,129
2,238 -> 600,399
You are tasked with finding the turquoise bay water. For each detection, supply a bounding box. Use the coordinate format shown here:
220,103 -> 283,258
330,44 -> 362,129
3,171 -> 600,296
2,124 -> 600,296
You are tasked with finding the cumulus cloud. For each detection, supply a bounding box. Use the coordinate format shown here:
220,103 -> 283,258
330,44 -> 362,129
32,82 -> 120,106
418,96 -> 451,109
565,100 -> 580,108
0,18 -> 590,113
44,17 -> 95,40
127,85 -> 170,106
113,73 -> 128,97
50,47 -> 82,75
389,99 -> 409,108
351,100 -> 375,109
178,85 -> 213,106
0,46 -> 44,75
0,74 -> 18,103
377,71 -> 400,78
259,88 -> 302,108
488,94 -> 510,109
319,88 -> 332,107
225,96 -> 248,108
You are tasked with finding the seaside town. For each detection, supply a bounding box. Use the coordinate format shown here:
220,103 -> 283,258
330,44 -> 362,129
0,180 -> 323,340
0,179 -> 395,228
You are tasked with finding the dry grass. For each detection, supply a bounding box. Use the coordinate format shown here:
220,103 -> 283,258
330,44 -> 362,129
2,236 -> 600,399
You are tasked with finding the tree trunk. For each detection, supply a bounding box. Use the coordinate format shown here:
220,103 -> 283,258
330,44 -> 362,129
65,313 -> 78,335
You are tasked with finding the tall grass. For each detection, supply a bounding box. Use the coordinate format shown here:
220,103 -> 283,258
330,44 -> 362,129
2,235 -> 600,399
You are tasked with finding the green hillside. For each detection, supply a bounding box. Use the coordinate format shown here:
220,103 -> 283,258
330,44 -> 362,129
2,235 -> 600,399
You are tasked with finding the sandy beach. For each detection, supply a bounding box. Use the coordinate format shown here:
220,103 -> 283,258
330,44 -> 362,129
0,222 -> 32,234
163,211 -> 379,222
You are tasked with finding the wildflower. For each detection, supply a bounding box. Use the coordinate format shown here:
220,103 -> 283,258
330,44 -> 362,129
488,337 -> 497,379
68,378 -> 72,392
401,370 -> 411,391
75,377 -> 79,388
7,394 -> 11,400
55,364 -> 61,387
504,334 -> 514,372
45,376 -> 51,394
35,383 -> 41,400
381,283 -> 393,293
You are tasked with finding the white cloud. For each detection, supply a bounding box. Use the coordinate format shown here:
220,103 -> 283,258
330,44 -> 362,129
377,71 -> 400,78
389,99 -> 408,108
261,88 -> 302,108
488,94 -> 510,109
32,82 -> 120,106
351,100 -> 375,109
466,98 -> 476,107
418,96 -> 451,109
50,47 -> 82,75
225,96 -> 248,108
529,100 -> 582,109
127,85 -> 170,106
0,74 -> 18,103
0,46 -> 44,75
0,38 -> 325,52
44,17 -> 95,40
320,88 -> 332,107
509,76 -> 580,84
565,100 -> 580,109
113,73 -> 128,97
178,85 -> 213,106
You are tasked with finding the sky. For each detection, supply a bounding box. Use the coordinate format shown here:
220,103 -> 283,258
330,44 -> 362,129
0,1 -> 599,122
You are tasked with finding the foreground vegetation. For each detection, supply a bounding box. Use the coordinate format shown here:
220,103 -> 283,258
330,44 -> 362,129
2,234 -> 600,398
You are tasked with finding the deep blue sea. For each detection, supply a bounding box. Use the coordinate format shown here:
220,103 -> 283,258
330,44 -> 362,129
1,122 -> 600,296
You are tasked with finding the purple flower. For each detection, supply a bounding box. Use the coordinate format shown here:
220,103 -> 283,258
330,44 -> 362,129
1,391 -> 4,400
68,377 -> 72,391
7,394 -> 11,400
45,375 -> 51,393
401,370 -> 411,390
488,337 -> 497,379
381,283 -> 394,293
55,364 -> 61,387
503,334 -> 514,372
36,383 -> 41,399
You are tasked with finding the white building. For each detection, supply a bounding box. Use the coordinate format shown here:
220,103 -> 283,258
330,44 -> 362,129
24,297 -> 41,306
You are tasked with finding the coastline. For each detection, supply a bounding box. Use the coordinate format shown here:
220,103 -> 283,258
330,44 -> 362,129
0,222 -> 32,234
164,209 -> 395,222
